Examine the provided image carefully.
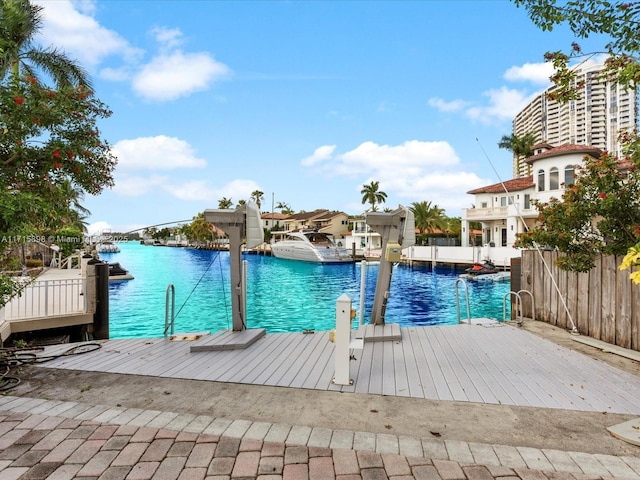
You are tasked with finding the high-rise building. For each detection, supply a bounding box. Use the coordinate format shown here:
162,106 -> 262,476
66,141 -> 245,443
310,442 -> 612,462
512,60 -> 638,177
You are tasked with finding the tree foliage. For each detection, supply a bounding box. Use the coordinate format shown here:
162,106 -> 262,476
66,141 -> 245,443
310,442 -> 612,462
513,0 -> 640,279
360,181 -> 387,212
516,148 -> 640,272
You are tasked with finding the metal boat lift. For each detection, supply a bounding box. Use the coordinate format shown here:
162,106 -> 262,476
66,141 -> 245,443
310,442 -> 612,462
365,205 -> 416,325
203,202 -> 264,332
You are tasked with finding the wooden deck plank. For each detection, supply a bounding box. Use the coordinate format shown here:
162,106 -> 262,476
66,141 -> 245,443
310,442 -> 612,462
414,327 -> 455,401
278,332 -> 329,388
257,333 -> 319,386
431,327 -> 483,403
34,325 -> 640,415
391,338 -> 411,397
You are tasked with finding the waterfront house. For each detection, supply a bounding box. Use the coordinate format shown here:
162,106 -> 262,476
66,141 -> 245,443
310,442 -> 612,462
461,143 -> 604,248
275,209 -> 350,246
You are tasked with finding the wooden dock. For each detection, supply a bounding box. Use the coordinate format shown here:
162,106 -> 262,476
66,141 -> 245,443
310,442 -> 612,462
36,322 -> 640,415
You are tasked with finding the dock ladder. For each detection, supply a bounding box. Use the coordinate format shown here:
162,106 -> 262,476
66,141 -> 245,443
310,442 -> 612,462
164,284 -> 175,336
503,290 -> 535,325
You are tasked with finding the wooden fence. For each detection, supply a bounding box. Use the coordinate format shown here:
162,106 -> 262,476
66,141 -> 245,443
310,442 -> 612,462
519,250 -> 640,352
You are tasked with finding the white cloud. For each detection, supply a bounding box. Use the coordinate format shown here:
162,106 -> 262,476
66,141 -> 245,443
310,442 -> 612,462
151,26 -> 184,49
465,87 -> 537,124
301,140 -> 490,215
35,0 -> 142,67
211,179 -> 263,204
301,145 -> 336,166
428,97 -> 470,113
504,62 -> 555,85
112,174 -> 168,196
132,51 -> 230,101
113,136 -> 207,170
86,221 -> 112,236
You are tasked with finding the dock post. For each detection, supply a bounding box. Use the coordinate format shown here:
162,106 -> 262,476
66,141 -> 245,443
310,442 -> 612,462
92,261 -> 110,339
333,293 -> 353,385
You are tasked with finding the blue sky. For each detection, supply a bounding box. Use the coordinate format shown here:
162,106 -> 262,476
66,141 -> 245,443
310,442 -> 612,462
34,0 -> 607,234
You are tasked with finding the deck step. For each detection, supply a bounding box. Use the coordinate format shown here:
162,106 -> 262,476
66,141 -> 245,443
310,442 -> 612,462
190,328 -> 266,352
356,323 -> 402,342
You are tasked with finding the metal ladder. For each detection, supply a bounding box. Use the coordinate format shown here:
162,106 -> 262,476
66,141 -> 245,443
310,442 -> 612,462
454,279 -> 472,323
164,284 -> 175,336
503,290 -> 535,325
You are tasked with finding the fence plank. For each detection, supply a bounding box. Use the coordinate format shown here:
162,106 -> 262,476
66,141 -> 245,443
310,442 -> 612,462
577,271 -> 589,335
600,255 -> 616,344
588,256 -> 602,340
632,281 -> 639,351
521,251 -> 534,319
615,258 -> 632,349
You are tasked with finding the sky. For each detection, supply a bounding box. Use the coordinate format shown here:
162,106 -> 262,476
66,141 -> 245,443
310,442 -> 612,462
32,0 -> 609,235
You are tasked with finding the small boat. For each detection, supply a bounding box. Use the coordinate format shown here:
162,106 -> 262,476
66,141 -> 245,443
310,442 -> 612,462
108,262 -> 133,281
95,230 -> 120,253
270,230 -> 354,264
464,260 -> 499,276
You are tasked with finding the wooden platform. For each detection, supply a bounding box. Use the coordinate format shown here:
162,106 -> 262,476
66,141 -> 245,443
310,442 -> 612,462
35,323 -> 640,415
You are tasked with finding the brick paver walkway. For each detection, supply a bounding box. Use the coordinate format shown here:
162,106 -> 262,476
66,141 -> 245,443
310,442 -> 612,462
1,395 -> 639,480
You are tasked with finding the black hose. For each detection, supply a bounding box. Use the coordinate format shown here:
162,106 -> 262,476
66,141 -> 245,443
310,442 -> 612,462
0,342 -> 102,392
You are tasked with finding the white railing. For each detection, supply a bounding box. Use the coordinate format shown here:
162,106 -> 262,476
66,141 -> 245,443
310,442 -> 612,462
406,245 -> 521,268
464,206 -> 509,219
2,278 -> 86,320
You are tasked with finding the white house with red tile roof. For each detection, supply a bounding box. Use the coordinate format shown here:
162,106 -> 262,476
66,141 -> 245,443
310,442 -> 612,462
461,144 -> 604,248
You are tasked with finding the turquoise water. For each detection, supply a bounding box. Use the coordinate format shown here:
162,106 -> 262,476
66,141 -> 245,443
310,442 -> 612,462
100,242 -> 512,339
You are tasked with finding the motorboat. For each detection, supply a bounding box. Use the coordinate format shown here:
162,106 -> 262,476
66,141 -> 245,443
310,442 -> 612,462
108,262 -> 133,281
95,230 -> 120,253
464,260 -> 499,276
459,260 -> 510,282
270,230 -> 354,264
96,241 -> 120,253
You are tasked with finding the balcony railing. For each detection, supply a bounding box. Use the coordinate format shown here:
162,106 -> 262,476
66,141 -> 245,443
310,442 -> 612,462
2,278 -> 86,320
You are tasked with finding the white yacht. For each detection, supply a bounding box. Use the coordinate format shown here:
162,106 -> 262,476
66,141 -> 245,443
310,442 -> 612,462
270,230 -> 354,264
95,230 -> 120,253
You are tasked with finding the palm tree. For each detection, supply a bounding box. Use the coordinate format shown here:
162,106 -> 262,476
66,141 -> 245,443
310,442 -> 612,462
218,197 -> 233,209
0,0 -> 91,87
250,190 -> 264,209
275,201 -> 293,215
360,181 -> 387,212
57,180 -> 91,232
498,132 -> 538,176
410,201 -> 446,234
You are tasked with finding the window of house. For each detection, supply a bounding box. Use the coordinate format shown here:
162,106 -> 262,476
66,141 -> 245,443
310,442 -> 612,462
481,202 -> 487,208
565,165 -> 575,186
549,167 -> 559,190
538,169 -> 545,191
524,194 -> 531,210
500,197 -> 507,207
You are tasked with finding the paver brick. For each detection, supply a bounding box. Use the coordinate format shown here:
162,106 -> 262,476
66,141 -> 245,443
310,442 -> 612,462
0,443 -> 31,460
45,463 -> 83,480
261,441 -> 285,457
232,450 -> 261,477
381,454 -> 410,476
177,466 -> 206,480
185,442 -> 216,468
462,465 -> 494,480
333,449 -> 359,475
17,461 -> 62,479
125,461 -> 160,480
283,462 -> 309,480
11,449 -> 49,467
214,436 -> 241,457
76,450 -> 119,477
412,464 -> 442,480
432,459 -> 465,480
41,438 -> 85,463
102,435 -> 133,451
139,438 -> 173,462
111,442 -> 149,466
149,456 -> 186,480
65,439 -> 106,463
88,425 -> 119,440
309,455 -> 335,480
97,465 -> 131,480
360,467 -> 388,479
130,427 -> 158,443
285,445 -> 309,464
357,451 -> 384,469
207,457 -> 235,476
167,441 -> 195,457
259,454 -> 284,475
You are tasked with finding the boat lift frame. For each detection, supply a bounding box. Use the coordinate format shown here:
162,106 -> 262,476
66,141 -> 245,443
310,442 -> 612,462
365,205 -> 416,325
203,202 -> 263,331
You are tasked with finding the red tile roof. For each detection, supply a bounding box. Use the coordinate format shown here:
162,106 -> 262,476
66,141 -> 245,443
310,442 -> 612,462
524,143 -> 603,164
467,176 -> 534,195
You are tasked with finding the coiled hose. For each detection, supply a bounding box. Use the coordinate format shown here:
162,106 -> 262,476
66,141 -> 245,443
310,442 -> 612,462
0,342 -> 102,392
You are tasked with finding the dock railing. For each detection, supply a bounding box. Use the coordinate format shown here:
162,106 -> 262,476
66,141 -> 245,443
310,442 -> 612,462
2,277 -> 87,321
